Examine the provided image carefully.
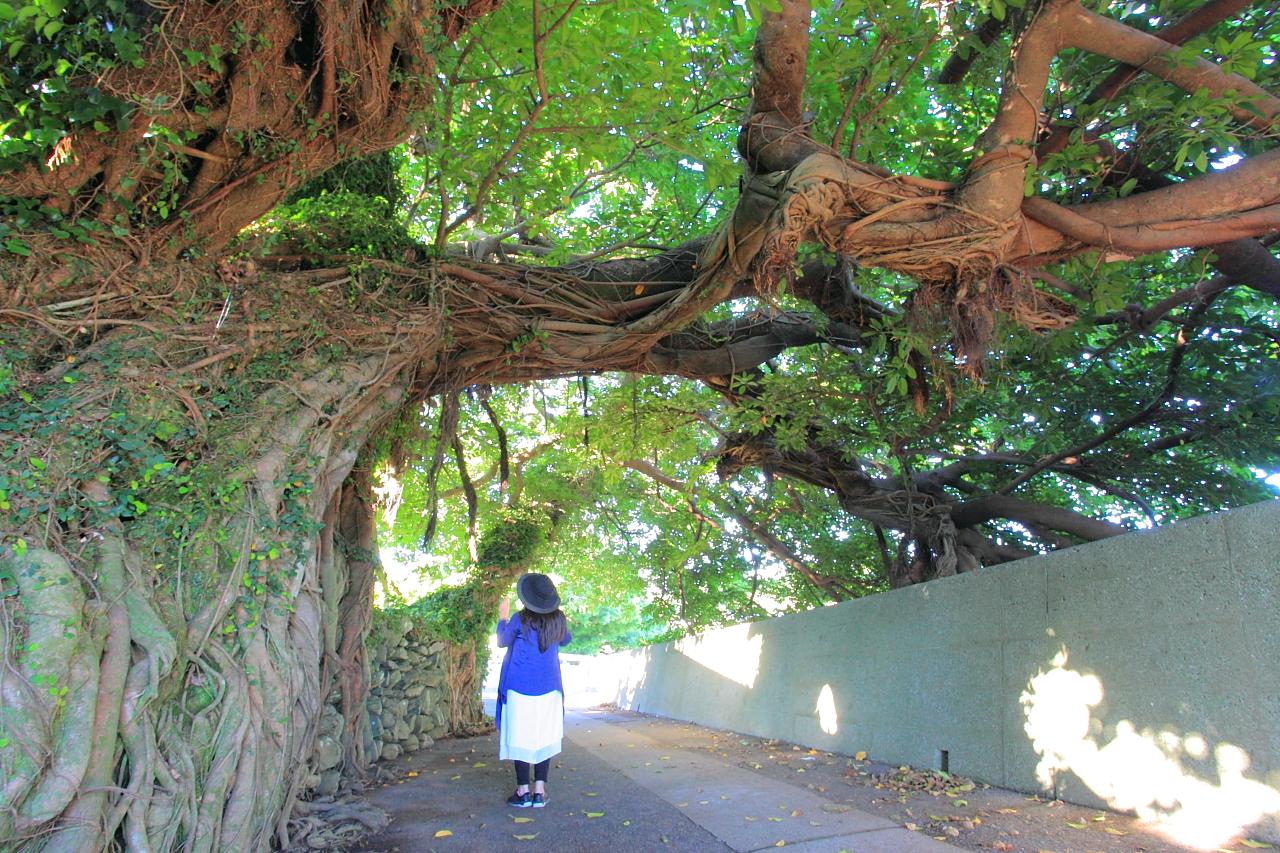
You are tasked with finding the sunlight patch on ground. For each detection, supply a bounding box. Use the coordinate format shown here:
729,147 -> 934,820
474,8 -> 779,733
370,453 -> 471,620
1020,649 -> 1280,850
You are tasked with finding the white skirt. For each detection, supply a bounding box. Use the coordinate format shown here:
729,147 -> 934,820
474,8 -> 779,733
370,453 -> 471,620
498,690 -> 564,764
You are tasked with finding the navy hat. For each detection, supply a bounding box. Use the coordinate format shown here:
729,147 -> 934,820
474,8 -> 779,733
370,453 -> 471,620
517,573 -> 560,614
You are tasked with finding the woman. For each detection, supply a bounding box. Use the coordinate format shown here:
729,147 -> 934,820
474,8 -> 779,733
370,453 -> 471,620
495,572 -> 571,808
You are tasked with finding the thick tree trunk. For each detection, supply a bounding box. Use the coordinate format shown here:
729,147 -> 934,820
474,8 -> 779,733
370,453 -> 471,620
0,269 -> 420,849
0,235 -> 729,849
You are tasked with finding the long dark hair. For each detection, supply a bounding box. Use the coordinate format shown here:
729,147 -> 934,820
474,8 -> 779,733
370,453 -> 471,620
519,608 -> 567,652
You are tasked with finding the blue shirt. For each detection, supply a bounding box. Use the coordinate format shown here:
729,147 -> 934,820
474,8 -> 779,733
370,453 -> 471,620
495,613 -> 571,729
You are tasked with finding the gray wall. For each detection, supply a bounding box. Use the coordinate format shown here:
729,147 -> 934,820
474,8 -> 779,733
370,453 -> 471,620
608,500 -> 1280,844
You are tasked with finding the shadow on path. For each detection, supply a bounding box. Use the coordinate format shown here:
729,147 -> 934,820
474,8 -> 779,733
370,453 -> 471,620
358,709 -> 953,853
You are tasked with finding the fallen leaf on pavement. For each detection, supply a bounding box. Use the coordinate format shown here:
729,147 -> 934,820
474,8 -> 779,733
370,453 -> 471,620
513,833 -> 538,840
1242,842 -> 1274,849
433,830 -> 452,838
855,752 -> 867,761
586,812 -> 604,818
511,817 -> 533,823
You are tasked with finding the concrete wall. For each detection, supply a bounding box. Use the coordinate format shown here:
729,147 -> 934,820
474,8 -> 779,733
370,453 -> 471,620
607,500 -> 1280,845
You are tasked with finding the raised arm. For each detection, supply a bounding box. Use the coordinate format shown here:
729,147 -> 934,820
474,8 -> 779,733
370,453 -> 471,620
497,612 -> 520,648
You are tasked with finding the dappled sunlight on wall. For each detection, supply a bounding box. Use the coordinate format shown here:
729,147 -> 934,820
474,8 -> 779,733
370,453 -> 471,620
1021,649 -> 1280,850
816,684 -> 838,735
676,623 -> 763,689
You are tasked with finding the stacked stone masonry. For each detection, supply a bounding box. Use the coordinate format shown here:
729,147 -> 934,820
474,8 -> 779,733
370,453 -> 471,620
303,618 -> 456,796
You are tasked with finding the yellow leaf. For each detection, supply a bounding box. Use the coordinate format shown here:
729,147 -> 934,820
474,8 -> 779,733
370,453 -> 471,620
473,762 -> 487,768
513,833 -> 538,840
584,791 -> 598,796
775,842 -> 786,848
1242,842 -> 1273,849
854,751 -> 867,761
1067,820 -> 1088,829
406,771 -> 418,777
768,816 -> 784,822
450,774 -> 461,780
586,812 -> 605,818
433,830 -> 453,838
1103,827 -> 1127,836
623,820 -> 631,826
511,817 -> 533,823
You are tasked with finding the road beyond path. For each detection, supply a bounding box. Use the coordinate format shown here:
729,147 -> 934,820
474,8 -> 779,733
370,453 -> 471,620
358,707 -> 954,853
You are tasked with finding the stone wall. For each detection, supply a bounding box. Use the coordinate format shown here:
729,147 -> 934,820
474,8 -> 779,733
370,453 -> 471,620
366,621 -> 453,763
302,618 -> 461,797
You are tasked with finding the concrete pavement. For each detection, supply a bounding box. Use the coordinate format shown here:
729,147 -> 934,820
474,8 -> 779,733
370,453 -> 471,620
358,707 -> 954,853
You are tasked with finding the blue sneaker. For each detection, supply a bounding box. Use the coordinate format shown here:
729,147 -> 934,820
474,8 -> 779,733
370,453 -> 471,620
531,793 -> 546,808
507,790 -> 532,808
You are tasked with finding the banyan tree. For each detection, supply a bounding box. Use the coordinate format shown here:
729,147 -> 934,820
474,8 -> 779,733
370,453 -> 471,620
1,0 -> 1276,848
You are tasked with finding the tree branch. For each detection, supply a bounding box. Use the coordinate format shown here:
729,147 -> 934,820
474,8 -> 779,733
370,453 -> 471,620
1062,3 -> 1280,132
949,495 -> 1126,540
1037,0 -> 1255,158
998,294 -> 1214,494
739,0 -> 825,172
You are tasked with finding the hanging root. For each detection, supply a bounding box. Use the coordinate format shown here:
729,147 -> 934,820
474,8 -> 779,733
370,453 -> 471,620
698,151 -> 1078,373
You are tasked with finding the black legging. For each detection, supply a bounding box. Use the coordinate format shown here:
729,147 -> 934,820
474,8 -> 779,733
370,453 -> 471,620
513,759 -> 550,786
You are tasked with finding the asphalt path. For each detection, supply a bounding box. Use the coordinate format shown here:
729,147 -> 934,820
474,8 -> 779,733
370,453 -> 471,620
358,708 -> 954,853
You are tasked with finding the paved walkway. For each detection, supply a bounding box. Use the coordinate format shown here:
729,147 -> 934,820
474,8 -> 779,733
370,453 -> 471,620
358,708 -> 954,853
